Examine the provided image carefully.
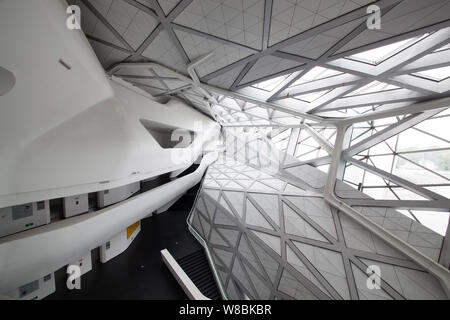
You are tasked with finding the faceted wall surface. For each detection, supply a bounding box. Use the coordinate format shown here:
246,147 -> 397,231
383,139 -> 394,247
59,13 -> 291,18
189,130 -> 447,300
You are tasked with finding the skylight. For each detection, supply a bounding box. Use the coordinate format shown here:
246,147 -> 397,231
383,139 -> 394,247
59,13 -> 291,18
346,35 -> 427,65
252,75 -> 290,92
413,66 -> 450,82
346,81 -> 399,96
292,67 -> 342,86
295,90 -> 330,103
434,43 -> 450,52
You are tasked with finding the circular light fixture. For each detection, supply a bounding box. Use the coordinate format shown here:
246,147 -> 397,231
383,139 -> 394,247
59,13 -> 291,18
0,66 -> 16,96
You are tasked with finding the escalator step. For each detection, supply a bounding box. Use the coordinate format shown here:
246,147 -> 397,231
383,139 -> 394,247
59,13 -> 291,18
175,250 -> 221,300
177,252 -> 204,265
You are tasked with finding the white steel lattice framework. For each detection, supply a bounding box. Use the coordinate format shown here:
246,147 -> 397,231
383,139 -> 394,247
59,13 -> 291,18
73,0 -> 450,299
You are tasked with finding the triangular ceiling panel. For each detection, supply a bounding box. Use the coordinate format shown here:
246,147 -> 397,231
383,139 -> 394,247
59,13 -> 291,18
88,40 -> 130,69
335,0 -> 450,55
67,0 -> 125,48
90,0 -> 159,50
280,17 -> 365,59
239,55 -> 303,85
207,63 -> 247,89
156,0 -> 180,15
142,30 -> 187,73
174,0 -> 265,50
175,29 -> 256,77
269,0 -> 372,46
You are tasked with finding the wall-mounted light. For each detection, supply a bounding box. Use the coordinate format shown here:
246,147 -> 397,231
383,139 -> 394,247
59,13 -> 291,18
0,66 -> 15,96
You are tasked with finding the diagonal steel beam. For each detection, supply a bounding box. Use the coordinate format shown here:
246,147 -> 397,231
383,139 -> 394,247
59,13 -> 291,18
230,61 -> 257,91
132,23 -> 164,57
120,0 -> 158,18
200,0 -> 398,82
342,153 -> 450,202
342,198 -> 450,211
171,23 -> 258,51
144,0 -> 192,64
309,28 -> 450,114
230,0 -> 275,90
268,12 -> 449,104
336,96 -> 450,126
86,35 -> 134,54
345,108 -> 446,156
262,0 -> 273,51
81,0 -> 135,52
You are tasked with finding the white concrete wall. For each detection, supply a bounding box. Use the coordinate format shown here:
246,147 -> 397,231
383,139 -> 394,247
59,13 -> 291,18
0,0 -> 220,208
0,153 -> 217,293
99,222 -> 141,263
0,77 -> 219,208
97,182 -> 141,208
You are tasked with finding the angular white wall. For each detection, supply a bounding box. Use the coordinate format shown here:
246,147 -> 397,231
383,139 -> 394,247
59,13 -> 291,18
0,0 -> 220,208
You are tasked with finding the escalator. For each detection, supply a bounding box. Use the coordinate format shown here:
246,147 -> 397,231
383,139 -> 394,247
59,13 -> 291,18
176,250 -> 221,300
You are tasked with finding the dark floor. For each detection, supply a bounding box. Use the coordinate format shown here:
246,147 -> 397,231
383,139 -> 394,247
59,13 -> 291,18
47,183 -> 203,300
